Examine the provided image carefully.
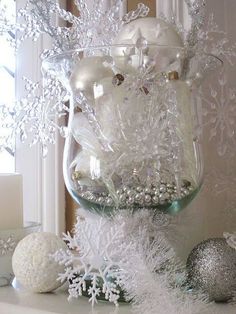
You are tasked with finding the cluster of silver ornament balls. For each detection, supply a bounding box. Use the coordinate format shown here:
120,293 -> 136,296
74,179 -> 194,208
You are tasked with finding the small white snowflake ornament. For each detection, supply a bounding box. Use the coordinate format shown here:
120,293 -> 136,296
202,72 -> 236,157
12,232 -> 67,293
0,236 -> 15,256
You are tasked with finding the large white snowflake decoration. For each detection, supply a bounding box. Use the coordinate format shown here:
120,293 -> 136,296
52,210 -> 213,313
0,1 -> 16,46
201,71 -> 236,157
205,169 -> 236,212
0,0 -> 150,153
0,0 -> 235,154
0,76 -> 69,155
53,215 -> 127,306
159,0 -> 235,82
17,0 -> 149,54
183,0 -> 236,66
197,14 -> 236,65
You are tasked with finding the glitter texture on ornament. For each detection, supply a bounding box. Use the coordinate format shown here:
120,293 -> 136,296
186,238 -> 236,302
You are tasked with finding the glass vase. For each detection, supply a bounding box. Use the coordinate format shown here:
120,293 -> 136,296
42,44 -> 221,215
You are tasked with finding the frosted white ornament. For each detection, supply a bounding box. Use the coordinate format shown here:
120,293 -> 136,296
112,17 -> 184,72
114,17 -> 184,49
12,232 -> 67,293
69,56 -> 114,100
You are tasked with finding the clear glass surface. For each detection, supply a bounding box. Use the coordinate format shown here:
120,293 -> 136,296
43,45 -> 221,215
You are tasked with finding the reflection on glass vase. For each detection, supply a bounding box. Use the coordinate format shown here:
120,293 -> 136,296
43,44 -> 221,215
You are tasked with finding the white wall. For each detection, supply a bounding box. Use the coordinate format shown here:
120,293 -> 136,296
156,0 -> 236,261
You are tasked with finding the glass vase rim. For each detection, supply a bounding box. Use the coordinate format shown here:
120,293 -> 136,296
42,44 -> 223,68
43,43 -> 185,59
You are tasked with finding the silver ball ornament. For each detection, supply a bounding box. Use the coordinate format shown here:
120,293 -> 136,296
186,238 -> 236,302
144,194 -> 152,203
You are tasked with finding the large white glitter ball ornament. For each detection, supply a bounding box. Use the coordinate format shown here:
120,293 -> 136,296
12,232 -> 67,293
112,17 -> 184,72
69,56 -> 114,100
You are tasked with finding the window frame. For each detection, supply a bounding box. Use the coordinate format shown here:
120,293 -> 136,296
15,0 -> 66,234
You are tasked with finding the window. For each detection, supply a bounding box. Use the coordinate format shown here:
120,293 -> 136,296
14,0 -> 66,234
0,0 -> 16,173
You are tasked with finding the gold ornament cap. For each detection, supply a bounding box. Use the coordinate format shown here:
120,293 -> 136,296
168,71 -> 179,80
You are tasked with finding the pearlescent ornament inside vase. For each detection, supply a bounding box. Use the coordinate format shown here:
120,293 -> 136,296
111,17 -> 184,74
42,44 -> 221,215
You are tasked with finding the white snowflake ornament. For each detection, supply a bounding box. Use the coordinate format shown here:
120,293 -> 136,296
12,232 -> 67,293
53,216 -> 127,306
0,236 -> 15,256
53,210 -> 212,313
202,71 -> 236,156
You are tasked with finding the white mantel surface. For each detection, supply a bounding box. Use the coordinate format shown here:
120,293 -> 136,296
0,284 -> 131,314
0,284 -> 236,314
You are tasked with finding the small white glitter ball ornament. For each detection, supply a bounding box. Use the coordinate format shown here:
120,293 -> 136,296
12,232 -> 67,293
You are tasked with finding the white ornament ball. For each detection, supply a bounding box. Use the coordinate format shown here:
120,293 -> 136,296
69,56 -> 114,99
114,17 -> 184,48
112,17 -> 184,72
12,232 -> 67,293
